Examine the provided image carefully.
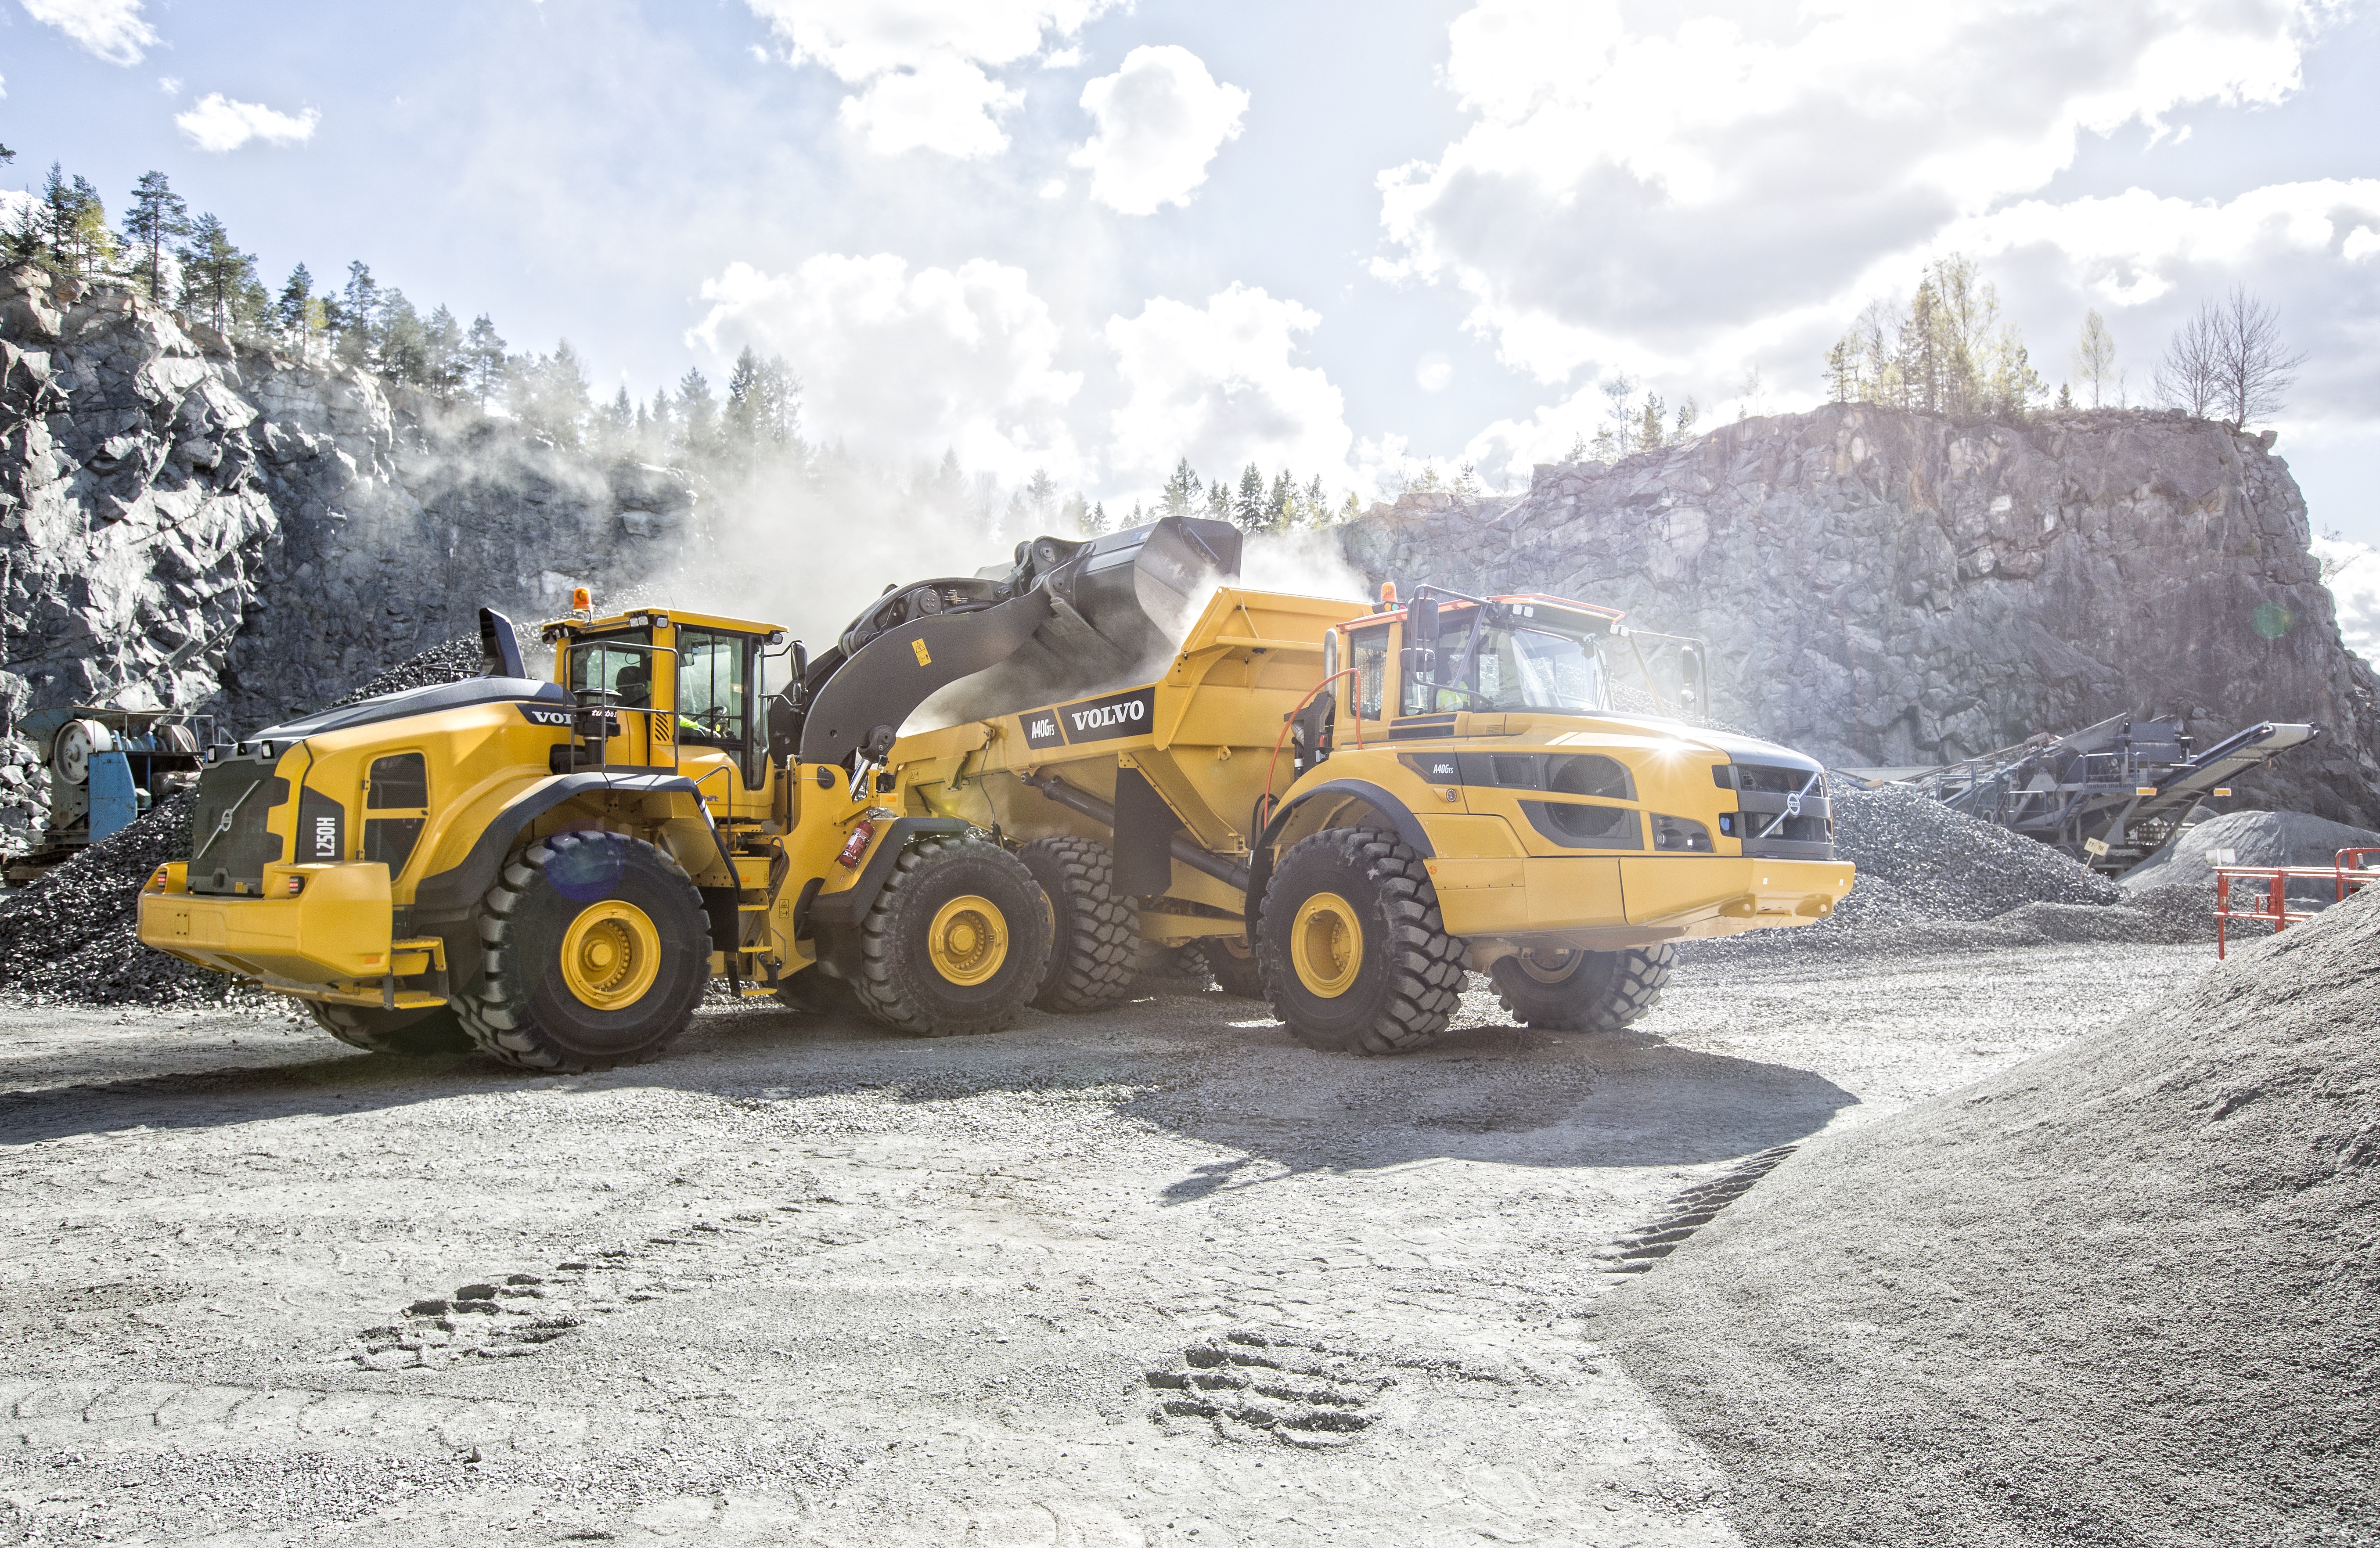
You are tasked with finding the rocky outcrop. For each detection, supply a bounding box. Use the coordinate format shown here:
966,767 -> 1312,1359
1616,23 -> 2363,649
0,265 -> 696,746
1342,406 -> 2380,827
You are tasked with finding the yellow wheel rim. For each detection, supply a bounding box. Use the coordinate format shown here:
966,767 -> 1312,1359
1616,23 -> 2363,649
1515,947 -> 1581,985
1289,891 -> 1364,999
558,900 -> 663,1011
928,894 -> 1008,987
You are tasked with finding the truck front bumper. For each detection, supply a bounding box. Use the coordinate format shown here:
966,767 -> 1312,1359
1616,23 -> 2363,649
137,861 -> 446,1008
1426,853 -> 1854,944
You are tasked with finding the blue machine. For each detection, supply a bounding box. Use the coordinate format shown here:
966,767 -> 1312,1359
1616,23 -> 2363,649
5,706 -> 209,882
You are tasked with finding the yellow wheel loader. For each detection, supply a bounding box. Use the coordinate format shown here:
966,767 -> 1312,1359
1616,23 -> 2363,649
893,580 -> 1856,1054
135,518 -> 1237,1069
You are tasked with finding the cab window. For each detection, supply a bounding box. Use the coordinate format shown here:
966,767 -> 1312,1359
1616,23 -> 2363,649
677,629 -> 751,748
1349,625 -> 1389,720
569,631 -> 653,708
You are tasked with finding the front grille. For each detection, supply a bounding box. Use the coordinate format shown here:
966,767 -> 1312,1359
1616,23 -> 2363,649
187,760 -> 288,895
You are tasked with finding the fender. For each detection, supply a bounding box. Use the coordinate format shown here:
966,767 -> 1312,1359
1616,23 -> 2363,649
412,771 -> 739,991
1243,778 -> 1437,935
799,816 -> 973,981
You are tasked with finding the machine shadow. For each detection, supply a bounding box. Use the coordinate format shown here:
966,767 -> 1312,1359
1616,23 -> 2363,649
2,992 -> 1854,1175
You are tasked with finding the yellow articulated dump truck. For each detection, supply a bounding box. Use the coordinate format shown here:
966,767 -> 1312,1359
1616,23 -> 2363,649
895,578 -> 1854,1054
137,514 -> 1850,1069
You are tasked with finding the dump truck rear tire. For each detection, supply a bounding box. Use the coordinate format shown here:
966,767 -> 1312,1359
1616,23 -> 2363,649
307,1001 -> 473,1057
1018,836 -> 1137,1013
1198,936 -> 1267,1000
1489,945 -> 1674,1032
456,831 -> 709,1073
852,835 -> 1050,1037
1257,827 -> 1464,1055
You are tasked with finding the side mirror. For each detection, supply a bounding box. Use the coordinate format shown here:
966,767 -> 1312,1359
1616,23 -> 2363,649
1409,596 -> 1440,649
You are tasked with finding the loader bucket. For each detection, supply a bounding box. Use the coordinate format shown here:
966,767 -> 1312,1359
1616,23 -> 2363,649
792,515 -> 1243,765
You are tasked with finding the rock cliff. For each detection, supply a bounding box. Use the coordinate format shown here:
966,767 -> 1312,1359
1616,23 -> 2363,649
0,265 -> 694,747
1341,405 -> 2380,827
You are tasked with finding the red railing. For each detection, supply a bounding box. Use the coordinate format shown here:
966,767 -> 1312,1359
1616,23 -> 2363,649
2214,847 -> 2380,958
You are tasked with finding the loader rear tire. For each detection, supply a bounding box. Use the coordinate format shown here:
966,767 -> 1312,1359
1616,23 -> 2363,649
1489,945 -> 1674,1032
1018,836 -> 1137,1013
1257,828 -> 1465,1055
307,1001 -> 473,1057
852,835 -> 1050,1037
456,831 -> 709,1073
1198,936 -> 1267,1000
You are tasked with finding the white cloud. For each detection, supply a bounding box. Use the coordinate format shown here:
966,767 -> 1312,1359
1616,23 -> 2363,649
1383,0 -> 2330,383
1416,353 -> 1453,392
20,0 -> 156,66
743,0 -> 1114,157
175,93 -> 320,153
1071,45 -> 1248,216
1103,284 -> 1354,491
691,254 -> 1083,482
2316,537 -> 2380,662
839,54 -> 1020,158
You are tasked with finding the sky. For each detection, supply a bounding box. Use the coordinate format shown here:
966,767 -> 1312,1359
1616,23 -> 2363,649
4,0 -> 2379,541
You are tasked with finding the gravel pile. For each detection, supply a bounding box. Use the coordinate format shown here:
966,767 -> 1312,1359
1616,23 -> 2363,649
2124,807 -> 2380,909
327,634 -> 509,709
0,787 -> 229,1004
1604,885 -> 2380,1546
1686,781 -> 2209,961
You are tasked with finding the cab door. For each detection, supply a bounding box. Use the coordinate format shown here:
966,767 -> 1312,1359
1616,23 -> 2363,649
673,626 -> 772,821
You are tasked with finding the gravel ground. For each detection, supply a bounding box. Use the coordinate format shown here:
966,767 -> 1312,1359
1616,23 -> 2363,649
1602,888 -> 2380,1548
0,934 -> 2212,1547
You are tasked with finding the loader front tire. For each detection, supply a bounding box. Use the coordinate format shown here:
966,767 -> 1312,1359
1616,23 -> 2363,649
1018,836 -> 1137,1013
1198,936 -> 1267,1000
307,1001 -> 473,1057
457,831 -> 709,1073
1489,945 -> 1674,1032
852,835 -> 1049,1037
1257,828 -> 1465,1055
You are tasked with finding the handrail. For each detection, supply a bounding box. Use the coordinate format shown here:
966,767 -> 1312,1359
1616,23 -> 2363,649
2212,847 -> 2380,958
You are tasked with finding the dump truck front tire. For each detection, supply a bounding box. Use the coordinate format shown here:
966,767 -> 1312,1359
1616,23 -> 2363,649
1489,945 -> 1674,1032
1198,937 -> 1267,1000
307,1001 -> 473,1057
1257,828 -> 1464,1055
1018,836 -> 1137,1013
457,831 -> 709,1072
852,835 -> 1050,1036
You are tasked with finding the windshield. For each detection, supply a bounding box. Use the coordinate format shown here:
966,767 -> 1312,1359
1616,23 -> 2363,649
568,630 -> 655,707
1409,611 -> 1608,714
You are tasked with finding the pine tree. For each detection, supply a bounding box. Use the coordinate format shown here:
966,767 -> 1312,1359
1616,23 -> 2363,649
40,164 -> 114,280
376,289 -> 429,385
462,315 -> 507,410
176,213 -> 261,336
1026,468 -> 1058,525
1083,500 -> 1108,536
724,346 -> 763,468
1203,479 -> 1232,522
424,305 -> 464,401
1161,457 -> 1201,518
119,170 -> 186,303
1267,469 -> 1293,530
275,264 -> 317,348
1234,462 -> 1264,529
332,261 -> 381,367
1304,474 -> 1326,527
603,385 -> 634,451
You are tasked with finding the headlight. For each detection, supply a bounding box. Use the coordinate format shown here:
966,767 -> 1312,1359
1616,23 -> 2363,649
1651,814 -> 1713,852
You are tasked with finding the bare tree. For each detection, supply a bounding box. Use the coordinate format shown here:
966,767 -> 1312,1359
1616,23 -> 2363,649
2157,286 -> 2304,429
2073,310 -> 2117,408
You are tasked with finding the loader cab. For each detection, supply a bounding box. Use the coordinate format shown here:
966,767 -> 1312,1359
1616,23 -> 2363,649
1332,592 -> 1625,737
548,606 -> 787,821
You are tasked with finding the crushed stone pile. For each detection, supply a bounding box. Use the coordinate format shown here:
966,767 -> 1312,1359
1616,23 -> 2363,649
1685,781 -> 2206,961
327,626 -> 543,710
1602,886 -> 2380,1546
2124,807 -> 2380,909
0,788 -> 227,1004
